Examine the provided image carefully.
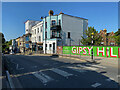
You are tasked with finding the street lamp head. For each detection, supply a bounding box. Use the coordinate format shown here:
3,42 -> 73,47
91,33 -> 94,35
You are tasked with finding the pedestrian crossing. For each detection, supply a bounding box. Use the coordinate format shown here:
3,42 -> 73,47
30,64 -> 116,88
50,68 -> 73,77
33,71 -> 54,85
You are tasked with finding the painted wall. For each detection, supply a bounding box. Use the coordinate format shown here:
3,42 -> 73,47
62,14 -> 88,46
31,21 -> 43,43
63,46 -> 120,58
25,20 -> 40,34
43,14 -> 62,40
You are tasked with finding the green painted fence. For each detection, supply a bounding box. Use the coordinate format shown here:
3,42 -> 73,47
63,46 -> 120,58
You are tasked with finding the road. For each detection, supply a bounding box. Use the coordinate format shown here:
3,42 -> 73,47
2,54 -> 120,88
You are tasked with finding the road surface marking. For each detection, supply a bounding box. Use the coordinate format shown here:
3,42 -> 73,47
67,66 -> 87,73
43,64 -> 49,66
33,72 -> 53,84
16,64 -> 19,70
106,78 -> 115,81
86,64 -> 106,69
77,65 -> 98,71
117,75 -> 120,78
51,68 -> 73,77
91,83 -> 101,88
16,64 -> 24,70
32,66 -> 38,68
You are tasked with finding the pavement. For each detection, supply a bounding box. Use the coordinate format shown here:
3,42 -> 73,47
2,54 -> 120,89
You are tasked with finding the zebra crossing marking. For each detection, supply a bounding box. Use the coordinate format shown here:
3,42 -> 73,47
33,72 -> 53,85
86,64 -> 106,69
76,65 -> 98,71
91,83 -> 101,88
67,66 -> 87,73
117,75 -> 120,78
51,68 -> 73,77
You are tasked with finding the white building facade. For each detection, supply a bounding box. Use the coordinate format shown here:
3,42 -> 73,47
31,21 -> 43,43
24,10 -> 88,54
42,10 -> 88,54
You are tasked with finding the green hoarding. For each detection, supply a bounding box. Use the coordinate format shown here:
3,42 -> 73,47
63,46 -> 120,58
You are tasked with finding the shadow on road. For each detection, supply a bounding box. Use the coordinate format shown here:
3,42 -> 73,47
2,55 -> 120,88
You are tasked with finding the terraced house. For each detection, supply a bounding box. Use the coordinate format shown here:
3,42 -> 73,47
13,10 -> 88,54
99,29 -> 117,46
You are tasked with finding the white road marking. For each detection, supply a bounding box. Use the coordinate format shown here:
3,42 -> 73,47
16,64 -> 24,70
33,72 -> 53,84
117,75 -> 120,78
77,65 -> 98,71
43,64 -> 48,66
91,83 -> 101,88
16,64 -> 19,70
67,66 -> 87,73
86,64 -> 106,69
106,78 -> 115,81
51,68 -> 73,77
32,66 -> 38,68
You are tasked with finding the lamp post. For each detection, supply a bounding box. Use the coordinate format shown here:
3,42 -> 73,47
91,33 -> 94,62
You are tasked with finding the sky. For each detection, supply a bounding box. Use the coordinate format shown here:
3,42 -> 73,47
2,2 -> 118,41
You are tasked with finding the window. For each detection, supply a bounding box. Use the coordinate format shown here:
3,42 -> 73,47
35,29 -> 36,34
45,31 -> 47,39
41,26 -> 43,32
38,28 -> 39,33
45,22 -> 47,28
51,20 -> 56,26
59,20 -> 61,25
110,42 -> 114,45
45,44 -> 47,50
35,37 -> 36,42
49,44 -> 52,50
50,44 -> 52,47
39,36 -> 41,42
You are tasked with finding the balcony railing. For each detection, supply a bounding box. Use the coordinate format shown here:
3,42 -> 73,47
50,34 -> 61,39
50,25 -> 61,31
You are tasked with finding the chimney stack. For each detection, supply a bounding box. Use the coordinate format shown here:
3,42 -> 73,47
59,11 -> 64,15
103,29 -> 107,32
49,10 -> 54,16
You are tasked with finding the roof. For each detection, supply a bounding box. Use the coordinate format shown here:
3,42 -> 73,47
63,14 -> 88,20
43,13 -> 88,20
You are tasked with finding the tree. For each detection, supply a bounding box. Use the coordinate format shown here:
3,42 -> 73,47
0,32 -> 6,52
4,39 -> 12,53
113,29 -> 120,45
81,27 -> 102,45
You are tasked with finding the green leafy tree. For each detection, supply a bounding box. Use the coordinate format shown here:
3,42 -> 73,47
113,29 -> 120,45
0,33 -> 6,52
81,27 -> 102,45
4,39 -> 12,53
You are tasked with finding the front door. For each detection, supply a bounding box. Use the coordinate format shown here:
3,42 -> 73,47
53,43 -> 55,53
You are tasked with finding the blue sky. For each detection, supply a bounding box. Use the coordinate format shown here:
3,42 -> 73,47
2,2 -> 118,41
